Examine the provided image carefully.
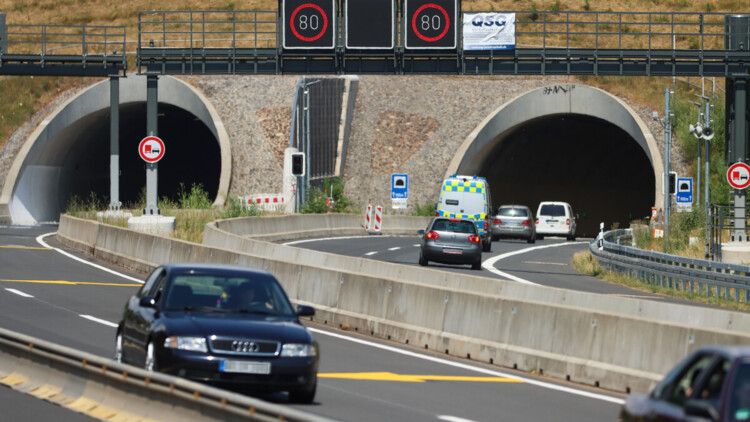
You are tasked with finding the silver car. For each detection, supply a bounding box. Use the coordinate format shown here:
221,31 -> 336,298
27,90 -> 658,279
491,205 -> 536,243
419,217 -> 483,270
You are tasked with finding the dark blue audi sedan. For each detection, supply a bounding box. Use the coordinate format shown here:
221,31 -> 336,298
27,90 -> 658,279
115,263 -> 319,403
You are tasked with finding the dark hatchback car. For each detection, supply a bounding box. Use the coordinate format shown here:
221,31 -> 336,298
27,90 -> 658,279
620,345 -> 750,422
115,263 -> 319,403
419,217 -> 483,270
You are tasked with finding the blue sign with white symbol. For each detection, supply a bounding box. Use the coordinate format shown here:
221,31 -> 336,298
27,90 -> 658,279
391,174 -> 408,199
676,177 -> 693,203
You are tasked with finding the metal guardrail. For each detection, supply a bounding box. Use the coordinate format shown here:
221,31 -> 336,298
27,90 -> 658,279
0,326 -> 332,422
590,228 -> 750,303
0,23 -> 127,76
135,10 -> 750,76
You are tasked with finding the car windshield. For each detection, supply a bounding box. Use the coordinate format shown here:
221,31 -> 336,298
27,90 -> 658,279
432,219 -> 477,234
728,361 -> 750,422
164,271 -> 295,316
498,207 -> 528,217
540,204 -> 566,217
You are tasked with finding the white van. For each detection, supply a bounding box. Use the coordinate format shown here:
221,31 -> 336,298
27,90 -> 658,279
436,175 -> 493,252
535,201 -> 576,241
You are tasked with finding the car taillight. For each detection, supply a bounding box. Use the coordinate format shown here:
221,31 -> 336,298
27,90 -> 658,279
535,218 -> 539,225
435,212 -> 439,217
566,219 -> 570,226
493,218 -> 502,225
468,235 -> 481,243
426,231 -> 439,240
522,219 -> 531,226
484,221 -> 488,230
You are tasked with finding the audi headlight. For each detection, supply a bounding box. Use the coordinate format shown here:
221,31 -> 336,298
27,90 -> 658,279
163,336 -> 207,352
281,343 -> 316,357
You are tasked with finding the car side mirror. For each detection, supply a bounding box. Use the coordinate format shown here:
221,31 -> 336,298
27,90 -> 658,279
684,399 -> 719,422
417,229 -> 425,235
297,305 -> 315,317
139,296 -> 156,308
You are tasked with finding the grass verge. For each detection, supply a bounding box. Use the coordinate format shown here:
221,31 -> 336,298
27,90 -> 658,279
572,250 -> 750,312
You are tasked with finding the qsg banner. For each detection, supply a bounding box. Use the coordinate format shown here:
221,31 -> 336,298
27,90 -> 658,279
462,13 -> 516,50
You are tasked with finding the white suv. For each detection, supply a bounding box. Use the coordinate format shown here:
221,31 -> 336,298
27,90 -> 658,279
535,202 -> 576,241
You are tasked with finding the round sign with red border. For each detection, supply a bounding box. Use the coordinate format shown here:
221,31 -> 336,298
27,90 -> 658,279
290,3 -> 329,42
139,136 -> 165,164
727,162 -> 750,189
411,4 -> 451,42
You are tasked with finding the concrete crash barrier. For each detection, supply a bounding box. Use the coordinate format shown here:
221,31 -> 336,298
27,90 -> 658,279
57,215 -> 750,395
0,327 -> 333,422
215,213 -> 431,242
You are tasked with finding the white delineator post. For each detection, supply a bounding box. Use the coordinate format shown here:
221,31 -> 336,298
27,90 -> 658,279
374,206 -> 383,232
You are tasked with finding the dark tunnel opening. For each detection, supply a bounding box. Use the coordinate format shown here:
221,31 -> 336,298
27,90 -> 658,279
479,114 -> 655,237
64,103 -> 221,209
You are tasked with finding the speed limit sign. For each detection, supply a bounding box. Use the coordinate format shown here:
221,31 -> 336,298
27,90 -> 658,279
282,0 -> 336,49
405,0 -> 458,49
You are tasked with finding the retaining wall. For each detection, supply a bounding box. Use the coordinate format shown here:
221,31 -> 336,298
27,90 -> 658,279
57,215 -> 750,395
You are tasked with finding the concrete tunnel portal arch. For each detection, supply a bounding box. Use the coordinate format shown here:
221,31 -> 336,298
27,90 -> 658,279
448,85 -> 663,237
1,75 -> 231,224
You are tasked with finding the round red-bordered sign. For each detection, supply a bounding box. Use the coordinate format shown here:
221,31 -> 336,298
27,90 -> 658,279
411,3 -> 451,43
727,162 -> 750,190
290,3 -> 329,42
139,136 -> 165,164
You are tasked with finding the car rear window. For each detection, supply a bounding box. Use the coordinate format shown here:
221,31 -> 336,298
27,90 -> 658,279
539,204 -> 565,217
432,220 -> 477,234
498,207 -> 528,217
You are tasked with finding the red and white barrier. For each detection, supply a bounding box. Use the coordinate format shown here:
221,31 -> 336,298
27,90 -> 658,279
373,205 -> 382,232
365,205 -> 372,230
244,194 -> 285,212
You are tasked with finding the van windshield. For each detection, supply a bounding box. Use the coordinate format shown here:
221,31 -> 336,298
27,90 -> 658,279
539,204 -> 565,217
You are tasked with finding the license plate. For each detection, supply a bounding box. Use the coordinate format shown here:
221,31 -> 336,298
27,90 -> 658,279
220,360 -> 271,374
546,220 -> 557,224
443,248 -> 462,255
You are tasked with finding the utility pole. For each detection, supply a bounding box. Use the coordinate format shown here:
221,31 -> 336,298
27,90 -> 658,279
663,88 -> 672,252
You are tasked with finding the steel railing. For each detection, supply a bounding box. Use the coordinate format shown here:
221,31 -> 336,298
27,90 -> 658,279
709,204 -> 750,262
590,228 -> 750,303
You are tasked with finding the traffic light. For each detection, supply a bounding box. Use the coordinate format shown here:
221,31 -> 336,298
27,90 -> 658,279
291,152 -> 305,177
668,171 -> 677,195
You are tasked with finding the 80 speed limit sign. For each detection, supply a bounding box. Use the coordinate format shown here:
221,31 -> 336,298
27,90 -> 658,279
405,0 -> 458,49
282,0 -> 335,49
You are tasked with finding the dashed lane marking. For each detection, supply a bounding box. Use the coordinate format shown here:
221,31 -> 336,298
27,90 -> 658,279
5,288 -> 33,298
522,261 -> 569,266
365,252 -> 378,256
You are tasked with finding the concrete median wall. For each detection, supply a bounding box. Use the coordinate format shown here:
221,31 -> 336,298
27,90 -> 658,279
0,326 -> 332,422
57,215 -> 750,395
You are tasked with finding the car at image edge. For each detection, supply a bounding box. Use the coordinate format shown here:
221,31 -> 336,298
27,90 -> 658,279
115,263 -> 319,403
619,345 -> 750,422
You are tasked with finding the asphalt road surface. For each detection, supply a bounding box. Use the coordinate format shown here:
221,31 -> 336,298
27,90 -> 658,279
0,225 -> 624,421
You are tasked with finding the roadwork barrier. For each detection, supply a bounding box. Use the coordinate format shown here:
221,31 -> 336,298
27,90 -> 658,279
0,326 -> 333,422
57,214 -> 750,396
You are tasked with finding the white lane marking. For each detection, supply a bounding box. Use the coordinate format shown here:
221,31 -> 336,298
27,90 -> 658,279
413,244 -> 420,247
438,416 -> 479,422
5,288 -> 33,298
284,235 -> 395,246
80,315 -> 118,328
482,242 -> 588,285
308,327 -> 625,405
36,233 -> 144,284
388,247 -> 401,251
365,252 -> 378,256
523,261 -> 569,266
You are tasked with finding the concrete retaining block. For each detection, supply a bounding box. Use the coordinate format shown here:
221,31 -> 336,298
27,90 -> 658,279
57,215 -> 750,395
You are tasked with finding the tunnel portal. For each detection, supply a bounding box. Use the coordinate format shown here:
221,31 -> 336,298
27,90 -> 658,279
478,114 -> 655,237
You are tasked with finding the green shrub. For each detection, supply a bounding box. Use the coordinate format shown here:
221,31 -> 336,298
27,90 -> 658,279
301,177 -> 354,214
412,201 -> 437,217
